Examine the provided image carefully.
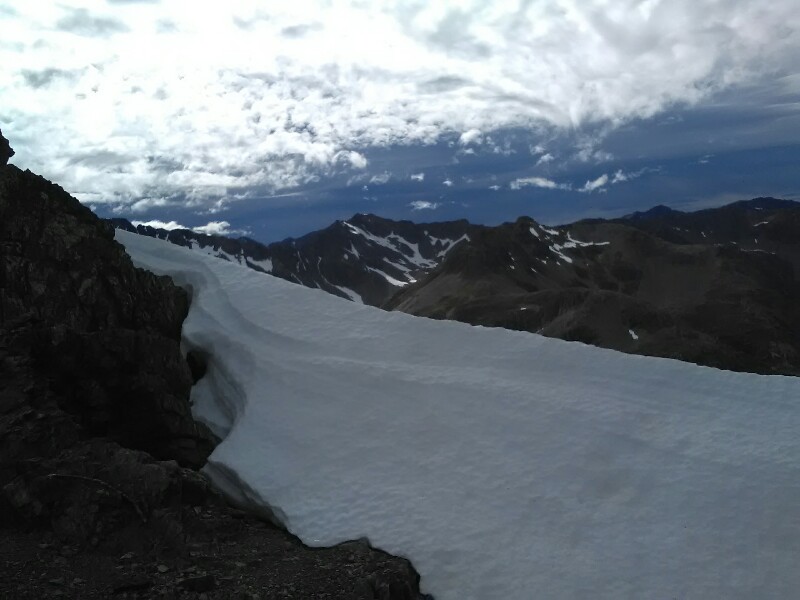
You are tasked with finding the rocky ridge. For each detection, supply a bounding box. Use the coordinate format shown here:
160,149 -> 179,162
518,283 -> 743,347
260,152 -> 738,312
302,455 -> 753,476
0,130 -> 423,599
111,214 -> 477,306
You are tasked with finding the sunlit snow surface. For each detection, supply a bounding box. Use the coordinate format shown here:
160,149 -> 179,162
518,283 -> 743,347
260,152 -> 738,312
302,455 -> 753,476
118,230 -> 800,600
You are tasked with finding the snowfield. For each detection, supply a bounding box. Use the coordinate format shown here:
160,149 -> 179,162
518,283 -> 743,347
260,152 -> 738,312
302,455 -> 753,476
118,229 -> 800,600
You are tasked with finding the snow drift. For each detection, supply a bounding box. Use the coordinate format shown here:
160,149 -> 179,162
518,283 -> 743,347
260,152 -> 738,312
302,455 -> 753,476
118,229 -> 800,600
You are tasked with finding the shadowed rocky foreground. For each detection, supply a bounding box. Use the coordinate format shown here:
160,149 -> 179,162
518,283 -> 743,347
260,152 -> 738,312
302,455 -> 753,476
0,131 -> 423,599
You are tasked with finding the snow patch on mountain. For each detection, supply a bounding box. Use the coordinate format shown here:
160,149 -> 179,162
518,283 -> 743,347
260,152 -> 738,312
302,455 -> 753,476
366,265 -> 410,287
342,221 -> 398,253
427,233 -> 471,257
548,244 -> 574,264
247,257 -> 273,273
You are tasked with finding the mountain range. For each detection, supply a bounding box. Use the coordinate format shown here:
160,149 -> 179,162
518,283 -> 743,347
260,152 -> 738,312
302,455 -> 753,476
113,197 -> 800,376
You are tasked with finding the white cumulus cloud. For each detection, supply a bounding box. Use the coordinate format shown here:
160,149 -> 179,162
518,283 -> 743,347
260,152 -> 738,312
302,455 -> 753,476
458,129 -> 482,146
536,153 -> 555,166
192,221 -> 235,236
132,219 -> 187,230
409,200 -> 440,211
370,172 -> 392,185
510,177 -> 570,191
579,174 -> 610,193
133,218 -> 239,236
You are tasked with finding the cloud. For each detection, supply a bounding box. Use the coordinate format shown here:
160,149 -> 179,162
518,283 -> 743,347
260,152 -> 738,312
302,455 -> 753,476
409,200 -> 440,211
56,8 -> 128,37
535,153 -> 555,166
21,68 -> 82,89
458,129 -> 482,145
410,172 -> 425,181
2,1 -> 799,213
575,135 -> 614,163
611,167 -> 655,183
512,166 -> 655,194
611,170 -> 629,184
442,179 -> 454,187
510,177 -> 569,191
131,219 -> 240,235
281,23 -> 323,39
132,219 -> 187,230
192,221 -> 235,235
338,150 -> 368,169
370,172 -> 392,185
578,174 -> 610,193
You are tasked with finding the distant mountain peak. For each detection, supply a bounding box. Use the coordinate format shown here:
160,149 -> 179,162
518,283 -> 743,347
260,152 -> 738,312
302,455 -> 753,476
623,204 -> 682,221
112,212 -> 478,306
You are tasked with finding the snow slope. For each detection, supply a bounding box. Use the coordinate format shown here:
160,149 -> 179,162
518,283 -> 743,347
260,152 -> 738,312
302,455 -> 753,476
118,229 -> 800,600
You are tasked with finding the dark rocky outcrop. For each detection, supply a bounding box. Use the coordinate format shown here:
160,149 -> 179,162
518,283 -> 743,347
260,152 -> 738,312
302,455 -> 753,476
0,129 -> 13,166
0,142 -> 215,468
0,130 -> 424,599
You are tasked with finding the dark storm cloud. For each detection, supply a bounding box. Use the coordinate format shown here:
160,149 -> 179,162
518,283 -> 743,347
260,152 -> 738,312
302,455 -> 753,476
68,150 -> 138,171
21,68 -> 82,89
56,8 -> 128,37
146,155 -> 186,173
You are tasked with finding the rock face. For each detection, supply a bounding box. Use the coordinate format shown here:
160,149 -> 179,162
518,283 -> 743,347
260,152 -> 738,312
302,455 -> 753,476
0,130 -> 423,599
0,140 -> 216,468
0,129 -> 12,165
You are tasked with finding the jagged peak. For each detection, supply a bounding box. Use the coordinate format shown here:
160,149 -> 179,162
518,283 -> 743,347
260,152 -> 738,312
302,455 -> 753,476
0,129 -> 14,166
623,204 -> 682,221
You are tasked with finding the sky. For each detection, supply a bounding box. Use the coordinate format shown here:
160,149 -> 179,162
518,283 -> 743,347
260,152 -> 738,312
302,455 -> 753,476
1,0 -> 799,242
